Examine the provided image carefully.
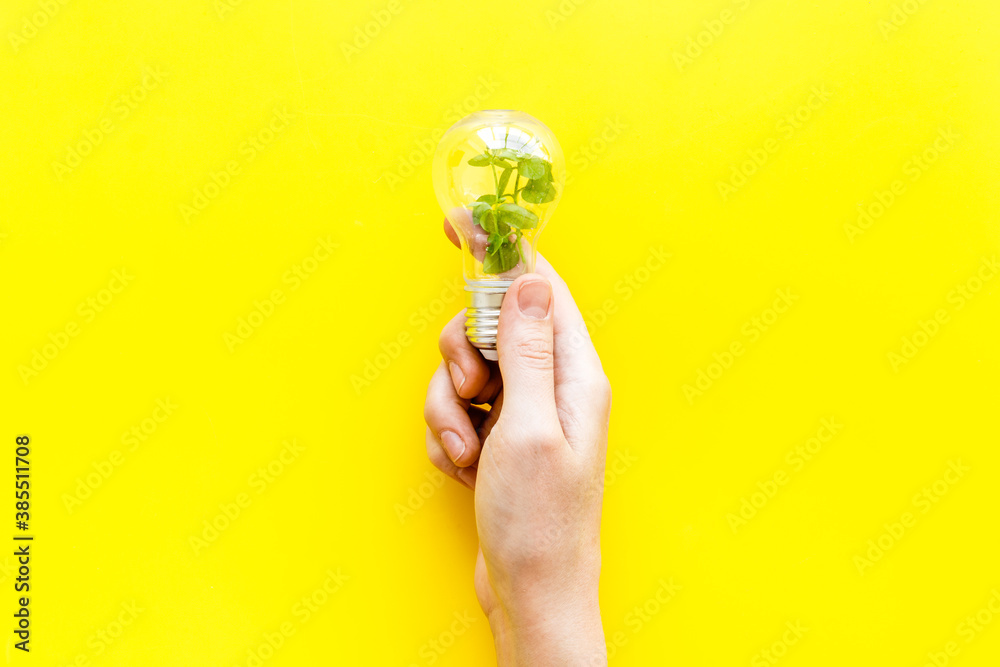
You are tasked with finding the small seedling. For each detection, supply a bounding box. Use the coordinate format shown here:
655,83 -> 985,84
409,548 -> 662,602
465,136 -> 556,274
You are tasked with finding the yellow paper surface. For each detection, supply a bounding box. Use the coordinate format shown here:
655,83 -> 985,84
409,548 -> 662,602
1,0 -> 998,664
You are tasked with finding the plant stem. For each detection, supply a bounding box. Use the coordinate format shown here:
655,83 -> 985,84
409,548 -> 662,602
500,131 -> 509,200
491,162 -> 499,198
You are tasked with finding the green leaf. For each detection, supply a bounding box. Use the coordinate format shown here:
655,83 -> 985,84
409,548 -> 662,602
501,241 -> 521,271
520,158 -> 545,180
476,194 -> 497,204
486,232 -> 505,254
521,179 -> 556,204
490,157 -> 513,169
496,203 -> 538,230
470,202 -> 496,233
483,241 -> 520,274
542,159 -> 554,182
470,201 -> 490,220
480,208 -> 497,233
482,251 -> 503,274
494,148 -> 519,160
497,167 -> 513,195
468,153 -> 492,167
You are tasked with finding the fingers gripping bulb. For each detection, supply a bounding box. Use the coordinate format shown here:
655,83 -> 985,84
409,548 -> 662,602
432,110 -> 565,360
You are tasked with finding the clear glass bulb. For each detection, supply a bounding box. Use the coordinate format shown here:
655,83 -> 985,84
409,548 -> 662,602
433,109 -> 564,360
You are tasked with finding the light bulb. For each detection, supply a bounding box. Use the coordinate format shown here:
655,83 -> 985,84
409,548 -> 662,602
433,109 -> 565,361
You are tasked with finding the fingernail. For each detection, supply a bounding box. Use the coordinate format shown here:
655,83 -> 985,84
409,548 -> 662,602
518,280 -> 551,319
440,430 -> 466,464
448,361 -> 466,393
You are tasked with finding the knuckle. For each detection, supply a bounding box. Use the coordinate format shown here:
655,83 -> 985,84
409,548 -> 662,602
437,311 -> 466,355
580,368 -> 612,410
492,422 -> 563,456
596,374 -> 612,407
424,431 -> 450,471
510,335 -> 553,366
524,425 -> 567,453
563,321 -> 594,354
437,327 -> 459,357
536,436 -> 566,456
422,397 -> 437,426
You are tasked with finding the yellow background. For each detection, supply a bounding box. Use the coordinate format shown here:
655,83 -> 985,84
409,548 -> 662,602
1,0 -> 998,664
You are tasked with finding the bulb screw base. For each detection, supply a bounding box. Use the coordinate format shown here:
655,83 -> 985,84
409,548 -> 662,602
464,280 -> 512,361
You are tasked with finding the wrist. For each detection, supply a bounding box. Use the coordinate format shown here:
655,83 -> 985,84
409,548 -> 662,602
489,587 -> 606,666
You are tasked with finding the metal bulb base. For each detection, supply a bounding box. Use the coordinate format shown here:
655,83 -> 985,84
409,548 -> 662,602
464,279 -> 512,361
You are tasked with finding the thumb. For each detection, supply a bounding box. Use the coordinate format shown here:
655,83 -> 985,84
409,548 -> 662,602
496,275 -> 560,428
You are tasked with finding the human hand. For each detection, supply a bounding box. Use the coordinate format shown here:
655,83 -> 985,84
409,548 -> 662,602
423,219 -> 612,666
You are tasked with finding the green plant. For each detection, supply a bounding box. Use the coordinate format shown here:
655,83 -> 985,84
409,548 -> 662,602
466,138 -> 556,274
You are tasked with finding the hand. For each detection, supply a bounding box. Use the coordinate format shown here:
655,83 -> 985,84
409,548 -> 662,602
424,219 -> 612,666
